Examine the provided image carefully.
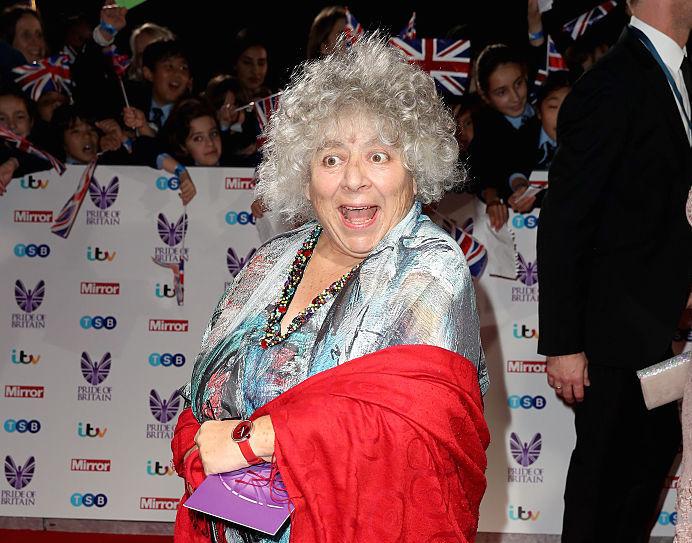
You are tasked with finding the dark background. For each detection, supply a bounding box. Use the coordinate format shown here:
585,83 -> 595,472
5,1 -> 629,92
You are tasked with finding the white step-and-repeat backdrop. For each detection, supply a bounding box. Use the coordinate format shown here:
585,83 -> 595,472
0,165 -> 685,535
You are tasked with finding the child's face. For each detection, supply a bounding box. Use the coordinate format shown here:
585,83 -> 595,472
235,46 -> 268,95
454,107 -> 475,151
538,86 -> 570,141
184,116 -> 221,166
0,95 -> 32,137
37,91 -> 68,123
483,63 -> 528,117
64,119 -> 98,163
146,56 -> 191,105
13,14 -> 45,63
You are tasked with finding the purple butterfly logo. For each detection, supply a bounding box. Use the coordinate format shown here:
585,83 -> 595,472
149,389 -> 182,423
517,253 -> 538,286
15,280 -> 45,313
157,213 -> 188,247
227,247 -> 256,277
4,455 -> 35,490
80,352 -> 112,385
509,432 -> 542,467
89,176 -> 119,210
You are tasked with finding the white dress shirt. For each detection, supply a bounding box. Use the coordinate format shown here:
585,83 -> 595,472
630,16 -> 692,145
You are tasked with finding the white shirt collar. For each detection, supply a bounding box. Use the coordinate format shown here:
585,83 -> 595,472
630,16 -> 687,72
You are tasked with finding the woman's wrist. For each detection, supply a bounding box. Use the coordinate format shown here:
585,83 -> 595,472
248,415 -> 275,459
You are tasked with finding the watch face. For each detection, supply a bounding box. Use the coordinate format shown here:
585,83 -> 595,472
232,420 -> 253,442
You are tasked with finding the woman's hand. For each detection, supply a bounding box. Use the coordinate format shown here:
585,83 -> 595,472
179,170 -> 197,205
195,416 -> 275,475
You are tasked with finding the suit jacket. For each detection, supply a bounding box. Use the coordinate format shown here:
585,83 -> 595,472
537,27 -> 692,369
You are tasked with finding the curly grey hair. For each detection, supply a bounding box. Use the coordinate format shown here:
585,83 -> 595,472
256,31 -> 464,222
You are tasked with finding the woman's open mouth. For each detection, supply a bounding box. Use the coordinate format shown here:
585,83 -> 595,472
339,205 -> 378,228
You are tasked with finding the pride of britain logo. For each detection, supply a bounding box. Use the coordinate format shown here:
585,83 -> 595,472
512,253 -> 538,303
77,352 -> 112,402
153,212 -> 188,264
146,389 -> 181,440
86,176 -> 120,226
12,280 -> 45,329
225,247 -> 256,289
507,432 -> 543,484
2,456 -> 36,505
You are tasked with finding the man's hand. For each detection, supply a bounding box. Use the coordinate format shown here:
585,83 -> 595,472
547,352 -> 590,404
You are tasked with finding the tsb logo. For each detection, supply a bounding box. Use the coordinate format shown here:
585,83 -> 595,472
4,419 -> 41,433
14,244 -> 50,258
508,395 -> 546,410
511,214 -> 539,229
508,505 -> 540,521
513,323 -> 538,339
80,316 -> 117,330
225,211 -> 255,225
155,176 -> 181,190
148,353 -> 186,367
155,283 -> 176,298
11,349 -> 40,365
658,511 -> 677,526
86,246 -> 116,262
19,175 -> 49,189
70,493 -> 108,508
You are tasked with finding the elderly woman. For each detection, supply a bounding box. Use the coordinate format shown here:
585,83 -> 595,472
172,33 -> 489,543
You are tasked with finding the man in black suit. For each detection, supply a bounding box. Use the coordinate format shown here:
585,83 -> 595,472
537,0 -> 692,541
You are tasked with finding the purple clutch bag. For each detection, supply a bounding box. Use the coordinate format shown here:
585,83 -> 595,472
184,463 -> 293,536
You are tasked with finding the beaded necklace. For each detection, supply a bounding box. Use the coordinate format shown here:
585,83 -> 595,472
260,224 -> 361,349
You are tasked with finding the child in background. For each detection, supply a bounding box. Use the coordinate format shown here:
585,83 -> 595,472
123,40 -> 192,136
0,86 -> 54,195
160,99 -> 222,167
203,75 -> 257,165
51,105 -> 99,165
507,72 -> 572,212
472,43 -> 540,229
128,22 -> 176,82
306,6 -> 347,60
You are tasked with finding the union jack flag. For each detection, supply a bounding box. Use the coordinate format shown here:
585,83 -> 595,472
0,124 -> 65,174
12,54 -> 72,101
388,37 -> 472,96
534,35 -> 568,88
343,7 -> 363,47
51,159 -> 98,239
254,92 -> 282,133
152,257 -> 185,306
436,214 -> 488,278
398,12 -> 417,40
562,1 -> 617,41
103,45 -> 131,78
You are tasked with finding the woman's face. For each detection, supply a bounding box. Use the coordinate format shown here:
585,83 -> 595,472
13,14 -> 45,63
0,95 -> 32,137
184,115 -> 222,166
320,17 -> 346,56
308,112 -> 416,261
64,119 -> 98,163
483,63 -> 528,117
235,46 -> 268,95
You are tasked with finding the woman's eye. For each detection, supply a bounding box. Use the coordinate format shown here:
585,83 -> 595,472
371,152 -> 389,163
324,155 -> 343,167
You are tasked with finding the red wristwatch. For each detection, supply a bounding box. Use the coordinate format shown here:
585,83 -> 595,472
232,420 -> 264,466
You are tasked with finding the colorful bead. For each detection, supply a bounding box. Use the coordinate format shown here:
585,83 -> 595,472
260,225 -> 360,349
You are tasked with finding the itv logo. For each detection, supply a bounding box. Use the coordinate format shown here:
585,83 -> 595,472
86,247 -> 116,262
508,505 -> 540,521
77,422 -> 107,438
11,349 -> 40,365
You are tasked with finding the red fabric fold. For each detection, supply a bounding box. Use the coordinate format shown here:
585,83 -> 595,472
252,344 -> 490,543
171,407 -> 226,543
